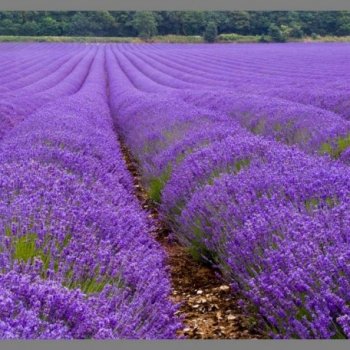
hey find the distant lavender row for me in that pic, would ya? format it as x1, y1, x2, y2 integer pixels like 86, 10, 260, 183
0, 44, 84, 91
115, 44, 350, 159
108, 44, 350, 338
3, 42, 350, 339
0, 45, 94, 141
124, 43, 350, 119
176, 89, 350, 160
0, 45, 180, 339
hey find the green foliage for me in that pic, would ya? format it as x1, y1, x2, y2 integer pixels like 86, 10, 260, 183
13, 233, 41, 263
223, 11, 250, 34
151, 34, 203, 43
218, 33, 260, 42
5, 230, 122, 294
66, 268, 123, 294
304, 196, 338, 212
203, 21, 218, 43
305, 198, 320, 212
178, 11, 206, 36
338, 23, 350, 36
258, 34, 269, 43
132, 11, 158, 40
9, 231, 72, 272
0, 18, 20, 35
217, 33, 240, 41
289, 24, 304, 38
187, 219, 217, 265
148, 166, 172, 203
0, 11, 350, 39
0, 35, 141, 43
268, 24, 287, 42
19, 21, 39, 36
251, 119, 266, 134
39, 16, 61, 36
320, 134, 350, 158
206, 159, 251, 186
235, 158, 251, 172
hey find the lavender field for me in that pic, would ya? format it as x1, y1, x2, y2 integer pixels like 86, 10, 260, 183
1, 42, 350, 339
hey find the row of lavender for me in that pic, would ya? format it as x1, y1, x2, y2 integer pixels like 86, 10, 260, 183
118, 43, 350, 118
115, 44, 350, 159
0, 45, 180, 339
0, 44, 96, 141
108, 44, 350, 338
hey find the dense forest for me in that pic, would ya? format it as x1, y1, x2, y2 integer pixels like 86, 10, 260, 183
0, 11, 350, 39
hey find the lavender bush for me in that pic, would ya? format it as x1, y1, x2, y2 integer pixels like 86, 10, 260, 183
0, 45, 181, 339
3, 41, 350, 339
107, 43, 350, 338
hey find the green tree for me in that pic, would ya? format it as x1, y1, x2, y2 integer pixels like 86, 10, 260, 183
38, 16, 61, 36
111, 11, 137, 36
156, 11, 182, 35
223, 11, 250, 34
258, 34, 269, 43
268, 23, 286, 42
180, 11, 205, 35
132, 11, 157, 40
249, 12, 271, 35
88, 11, 117, 36
0, 18, 20, 35
19, 21, 39, 36
0, 11, 349, 38
65, 12, 89, 36
337, 12, 350, 36
203, 21, 218, 43
289, 23, 304, 38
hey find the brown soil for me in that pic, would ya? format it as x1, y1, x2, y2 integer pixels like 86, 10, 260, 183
119, 140, 266, 339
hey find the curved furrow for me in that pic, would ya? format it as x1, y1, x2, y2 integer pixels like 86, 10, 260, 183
0, 44, 78, 85
0, 48, 89, 97
0, 46, 97, 141
0, 47, 87, 95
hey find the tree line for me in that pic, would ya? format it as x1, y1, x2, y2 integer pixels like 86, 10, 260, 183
0, 11, 350, 40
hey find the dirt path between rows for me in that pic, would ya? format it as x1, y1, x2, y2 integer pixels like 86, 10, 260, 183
119, 140, 266, 339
